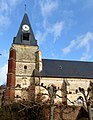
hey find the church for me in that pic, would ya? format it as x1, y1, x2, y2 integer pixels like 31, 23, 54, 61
6, 13, 93, 104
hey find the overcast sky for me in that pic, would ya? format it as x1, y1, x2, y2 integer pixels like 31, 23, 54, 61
0, 0, 93, 85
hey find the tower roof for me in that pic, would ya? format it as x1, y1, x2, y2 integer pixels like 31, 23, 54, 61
13, 13, 37, 46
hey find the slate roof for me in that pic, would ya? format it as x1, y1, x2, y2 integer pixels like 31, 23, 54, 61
13, 13, 37, 46
40, 59, 93, 79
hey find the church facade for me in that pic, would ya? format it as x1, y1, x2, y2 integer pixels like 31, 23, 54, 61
6, 13, 93, 104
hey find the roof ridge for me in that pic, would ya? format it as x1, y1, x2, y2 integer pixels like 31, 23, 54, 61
42, 58, 93, 63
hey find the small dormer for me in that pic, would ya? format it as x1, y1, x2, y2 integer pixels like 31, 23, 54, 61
22, 24, 30, 40
13, 13, 37, 46
21, 24, 30, 44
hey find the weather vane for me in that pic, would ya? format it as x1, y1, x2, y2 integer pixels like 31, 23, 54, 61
25, 4, 27, 13
24, 0, 27, 13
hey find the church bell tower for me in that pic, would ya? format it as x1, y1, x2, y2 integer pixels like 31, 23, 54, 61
6, 13, 42, 100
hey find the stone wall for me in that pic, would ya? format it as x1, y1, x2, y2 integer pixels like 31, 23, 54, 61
13, 44, 39, 99
35, 77, 92, 105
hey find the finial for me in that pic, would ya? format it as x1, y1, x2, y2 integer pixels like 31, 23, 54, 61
24, 0, 27, 13
25, 4, 27, 13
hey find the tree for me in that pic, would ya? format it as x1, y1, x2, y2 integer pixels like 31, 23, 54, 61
78, 83, 93, 120
0, 85, 5, 107
35, 81, 76, 120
